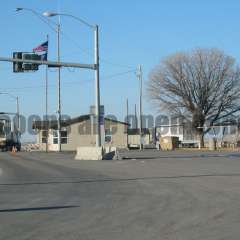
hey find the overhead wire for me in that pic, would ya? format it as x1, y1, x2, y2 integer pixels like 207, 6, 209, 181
0, 69, 135, 92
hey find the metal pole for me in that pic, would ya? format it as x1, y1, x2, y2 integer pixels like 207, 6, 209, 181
16, 96, 20, 136
137, 65, 143, 150
57, 23, 61, 152
1, 56, 95, 69
126, 98, 129, 148
45, 34, 49, 153
94, 25, 101, 147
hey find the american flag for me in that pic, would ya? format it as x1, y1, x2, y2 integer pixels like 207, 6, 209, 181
33, 41, 48, 53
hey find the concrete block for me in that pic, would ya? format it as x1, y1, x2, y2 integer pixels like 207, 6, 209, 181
75, 146, 119, 160
75, 146, 104, 160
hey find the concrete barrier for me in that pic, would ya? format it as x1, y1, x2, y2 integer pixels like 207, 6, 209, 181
75, 146, 119, 160
75, 146, 104, 160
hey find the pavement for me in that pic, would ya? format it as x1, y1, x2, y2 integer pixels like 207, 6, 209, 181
0, 150, 240, 240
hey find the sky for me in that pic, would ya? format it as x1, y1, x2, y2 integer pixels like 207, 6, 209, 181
1, 0, 240, 141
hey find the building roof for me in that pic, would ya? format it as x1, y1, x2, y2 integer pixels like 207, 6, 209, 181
32, 114, 129, 130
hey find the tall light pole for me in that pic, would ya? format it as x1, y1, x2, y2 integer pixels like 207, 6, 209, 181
56, 22, 61, 152
43, 12, 101, 147
45, 34, 49, 152
16, 7, 62, 151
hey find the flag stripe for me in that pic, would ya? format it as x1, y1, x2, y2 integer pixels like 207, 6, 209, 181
33, 41, 48, 53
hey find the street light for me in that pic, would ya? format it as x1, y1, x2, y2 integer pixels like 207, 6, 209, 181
42, 12, 96, 29
42, 11, 55, 17
0, 92, 20, 140
16, 7, 57, 31
16, 7, 62, 152
43, 12, 101, 147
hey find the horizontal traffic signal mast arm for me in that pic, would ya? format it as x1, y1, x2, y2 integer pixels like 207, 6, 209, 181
0, 112, 16, 115
0, 56, 97, 70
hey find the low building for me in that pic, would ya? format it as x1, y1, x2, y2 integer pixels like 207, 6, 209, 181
127, 128, 152, 148
156, 117, 240, 148
155, 122, 199, 146
208, 123, 240, 148
33, 114, 129, 151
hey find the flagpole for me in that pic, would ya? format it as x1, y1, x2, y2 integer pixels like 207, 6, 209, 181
45, 34, 49, 153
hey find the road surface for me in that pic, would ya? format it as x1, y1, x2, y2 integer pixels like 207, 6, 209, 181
0, 150, 240, 240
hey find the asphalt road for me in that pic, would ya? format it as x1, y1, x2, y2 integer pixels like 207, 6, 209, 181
0, 150, 240, 240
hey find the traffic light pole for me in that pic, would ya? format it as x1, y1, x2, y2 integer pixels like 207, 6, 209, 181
0, 56, 99, 146
0, 56, 96, 69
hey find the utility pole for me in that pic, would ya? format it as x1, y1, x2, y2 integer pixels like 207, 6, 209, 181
137, 65, 143, 150
57, 22, 61, 152
45, 34, 49, 153
94, 25, 101, 147
126, 98, 129, 148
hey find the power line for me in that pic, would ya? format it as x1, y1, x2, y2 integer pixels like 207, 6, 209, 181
57, 25, 135, 70
1, 69, 135, 91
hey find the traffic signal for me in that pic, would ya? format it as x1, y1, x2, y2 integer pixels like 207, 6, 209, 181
22, 53, 41, 71
13, 52, 24, 73
13, 52, 42, 73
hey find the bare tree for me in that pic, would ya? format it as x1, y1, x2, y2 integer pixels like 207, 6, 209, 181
148, 48, 240, 147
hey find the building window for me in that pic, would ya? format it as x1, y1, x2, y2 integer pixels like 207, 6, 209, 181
52, 130, 68, 144
61, 130, 68, 144
105, 128, 112, 143
42, 130, 48, 144
53, 130, 58, 144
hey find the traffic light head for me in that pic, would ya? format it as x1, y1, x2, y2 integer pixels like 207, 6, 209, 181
13, 52, 24, 73
13, 52, 41, 73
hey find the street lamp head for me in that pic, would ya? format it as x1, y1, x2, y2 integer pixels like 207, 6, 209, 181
43, 11, 58, 17
16, 7, 23, 12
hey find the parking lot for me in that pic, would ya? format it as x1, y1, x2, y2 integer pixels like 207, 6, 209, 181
0, 150, 240, 240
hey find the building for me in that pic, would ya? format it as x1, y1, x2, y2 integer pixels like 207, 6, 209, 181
127, 128, 152, 148
33, 114, 129, 151
206, 122, 240, 148
155, 118, 199, 146
156, 117, 240, 148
